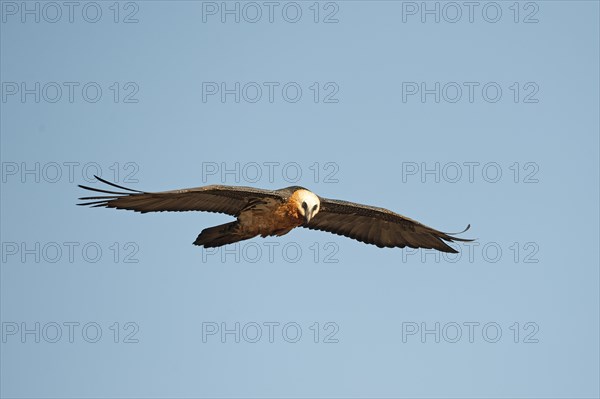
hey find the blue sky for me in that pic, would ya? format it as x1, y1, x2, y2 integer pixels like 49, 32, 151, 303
1, 1, 599, 398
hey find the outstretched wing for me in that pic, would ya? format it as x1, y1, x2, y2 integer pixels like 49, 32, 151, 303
78, 176, 285, 216
304, 197, 472, 253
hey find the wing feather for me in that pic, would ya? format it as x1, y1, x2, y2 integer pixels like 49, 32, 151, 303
77, 176, 285, 216
304, 197, 472, 253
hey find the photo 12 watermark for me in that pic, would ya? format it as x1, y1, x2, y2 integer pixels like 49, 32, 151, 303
400, 2, 539, 24
1, 161, 140, 184
1, 241, 140, 264
201, 1, 340, 24
401, 161, 539, 184
2, 321, 140, 344
1, 82, 140, 104
201, 81, 339, 104
401, 321, 540, 344
201, 321, 340, 343
201, 161, 340, 184
402, 241, 540, 264
401, 82, 539, 104
200, 240, 340, 264
1, 1, 140, 24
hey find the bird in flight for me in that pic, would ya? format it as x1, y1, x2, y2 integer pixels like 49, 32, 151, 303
78, 176, 472, 253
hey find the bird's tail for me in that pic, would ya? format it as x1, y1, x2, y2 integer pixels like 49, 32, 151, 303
193, 222, 256, 248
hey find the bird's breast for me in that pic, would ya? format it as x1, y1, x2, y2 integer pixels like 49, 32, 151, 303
238, 199, 303, 235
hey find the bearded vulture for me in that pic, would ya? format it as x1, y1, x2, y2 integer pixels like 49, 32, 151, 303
78, 176, 472, 253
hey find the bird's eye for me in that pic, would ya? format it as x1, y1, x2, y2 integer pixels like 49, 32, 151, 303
302, 202, 307, 209
312, 205, 318, 211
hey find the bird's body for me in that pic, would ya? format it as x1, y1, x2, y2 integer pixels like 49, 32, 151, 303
196, 192, 306, 247
78, 177, 472, 253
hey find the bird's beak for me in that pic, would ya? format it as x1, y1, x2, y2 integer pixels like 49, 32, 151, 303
305, 211, 313, 224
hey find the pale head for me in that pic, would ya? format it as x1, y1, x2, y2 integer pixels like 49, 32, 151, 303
291, 189, 320, 223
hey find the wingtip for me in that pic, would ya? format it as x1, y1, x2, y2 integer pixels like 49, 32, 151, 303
447, 224, 471, 235
92, 175, 143, 193
441, 223, 475, 244
460, 224, 471, 234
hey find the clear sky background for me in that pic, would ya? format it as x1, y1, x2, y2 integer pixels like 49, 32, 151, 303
1, 1, 599, 398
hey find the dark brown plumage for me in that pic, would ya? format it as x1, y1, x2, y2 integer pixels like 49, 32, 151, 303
78, 176, 472, 253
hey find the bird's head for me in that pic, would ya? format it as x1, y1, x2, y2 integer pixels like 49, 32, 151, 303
292, 189, 320, 224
